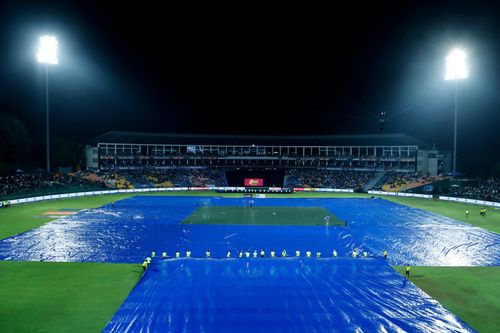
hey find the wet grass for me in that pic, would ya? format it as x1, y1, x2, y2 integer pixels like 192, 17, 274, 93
394, 266, 500, 333
0, 261, 141, 333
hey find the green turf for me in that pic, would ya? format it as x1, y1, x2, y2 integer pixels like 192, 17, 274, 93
0, 261, 141, 333
382, 196, 500, 234
0, 194, 134, 240
393, 266, 500, 333
183, 206, 345, 226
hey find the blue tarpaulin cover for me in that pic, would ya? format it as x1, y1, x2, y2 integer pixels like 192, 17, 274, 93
102, 258, 475, 333
0, 196, 492, 332
0, 197, 498, 266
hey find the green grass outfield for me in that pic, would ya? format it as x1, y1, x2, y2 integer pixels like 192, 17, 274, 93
0, 261, 141, 333
184, 206, 345, 226
0, 191, 498, 332
381, 196, 500, 234
394, 266, 500, 333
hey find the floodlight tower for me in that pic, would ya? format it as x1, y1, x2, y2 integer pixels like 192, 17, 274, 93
445, 48, 468, 175
37, 35, 59, 173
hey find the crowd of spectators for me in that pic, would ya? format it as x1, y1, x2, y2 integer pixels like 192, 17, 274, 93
372, 172, 417, 191
3, 168, 498, 203
0, 168, 228, 198
372, 172, 447, 193
0, 171, 106, 199
444, 178, 500, 202
120, 168, 228, 187
284, 169, 376, 189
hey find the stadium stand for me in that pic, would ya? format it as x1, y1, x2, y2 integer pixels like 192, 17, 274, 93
8, 132, 499, 202
115, 168, 228, 188
444, 178, 500, 202
87, 131, 429, 172
0, 171, 107, 199
284, 169, 376, 190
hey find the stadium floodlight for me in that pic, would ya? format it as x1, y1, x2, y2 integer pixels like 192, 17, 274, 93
37, 35, 59, 173
445, 48, 468, 175
37, 36, 59, 64
445, 49, 467, 81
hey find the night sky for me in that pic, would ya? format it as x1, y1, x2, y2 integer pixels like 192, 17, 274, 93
0, 1, 499, 175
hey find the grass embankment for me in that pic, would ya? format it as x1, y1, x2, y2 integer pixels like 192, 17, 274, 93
394, 266, 500, 333
0, 261, 141, 333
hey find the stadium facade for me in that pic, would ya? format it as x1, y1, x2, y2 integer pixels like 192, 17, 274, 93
85, 131, 450, 176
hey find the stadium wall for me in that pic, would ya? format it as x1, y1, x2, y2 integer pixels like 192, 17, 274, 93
438, 196, 500, 207
2, 188, 499, 208
368, 190, 433, 199
0, 187, 354, 207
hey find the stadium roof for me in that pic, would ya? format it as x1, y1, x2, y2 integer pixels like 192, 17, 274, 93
89, 131, 428, 148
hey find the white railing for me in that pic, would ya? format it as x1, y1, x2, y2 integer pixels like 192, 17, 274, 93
369, 190, 500, 206
293, 188, 354, 193
0, 186, 355, 206
2, 188, 498, 207
1, 188, 170, 206
438, 196, 500, 208
368, 190, 432, 199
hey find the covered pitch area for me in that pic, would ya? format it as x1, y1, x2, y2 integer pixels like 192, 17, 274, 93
1, 194, 499, 331
1, 196, 498, 266
104, 258, 473, 333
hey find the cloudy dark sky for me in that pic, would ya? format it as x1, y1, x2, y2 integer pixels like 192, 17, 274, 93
0, 1, 499, 175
